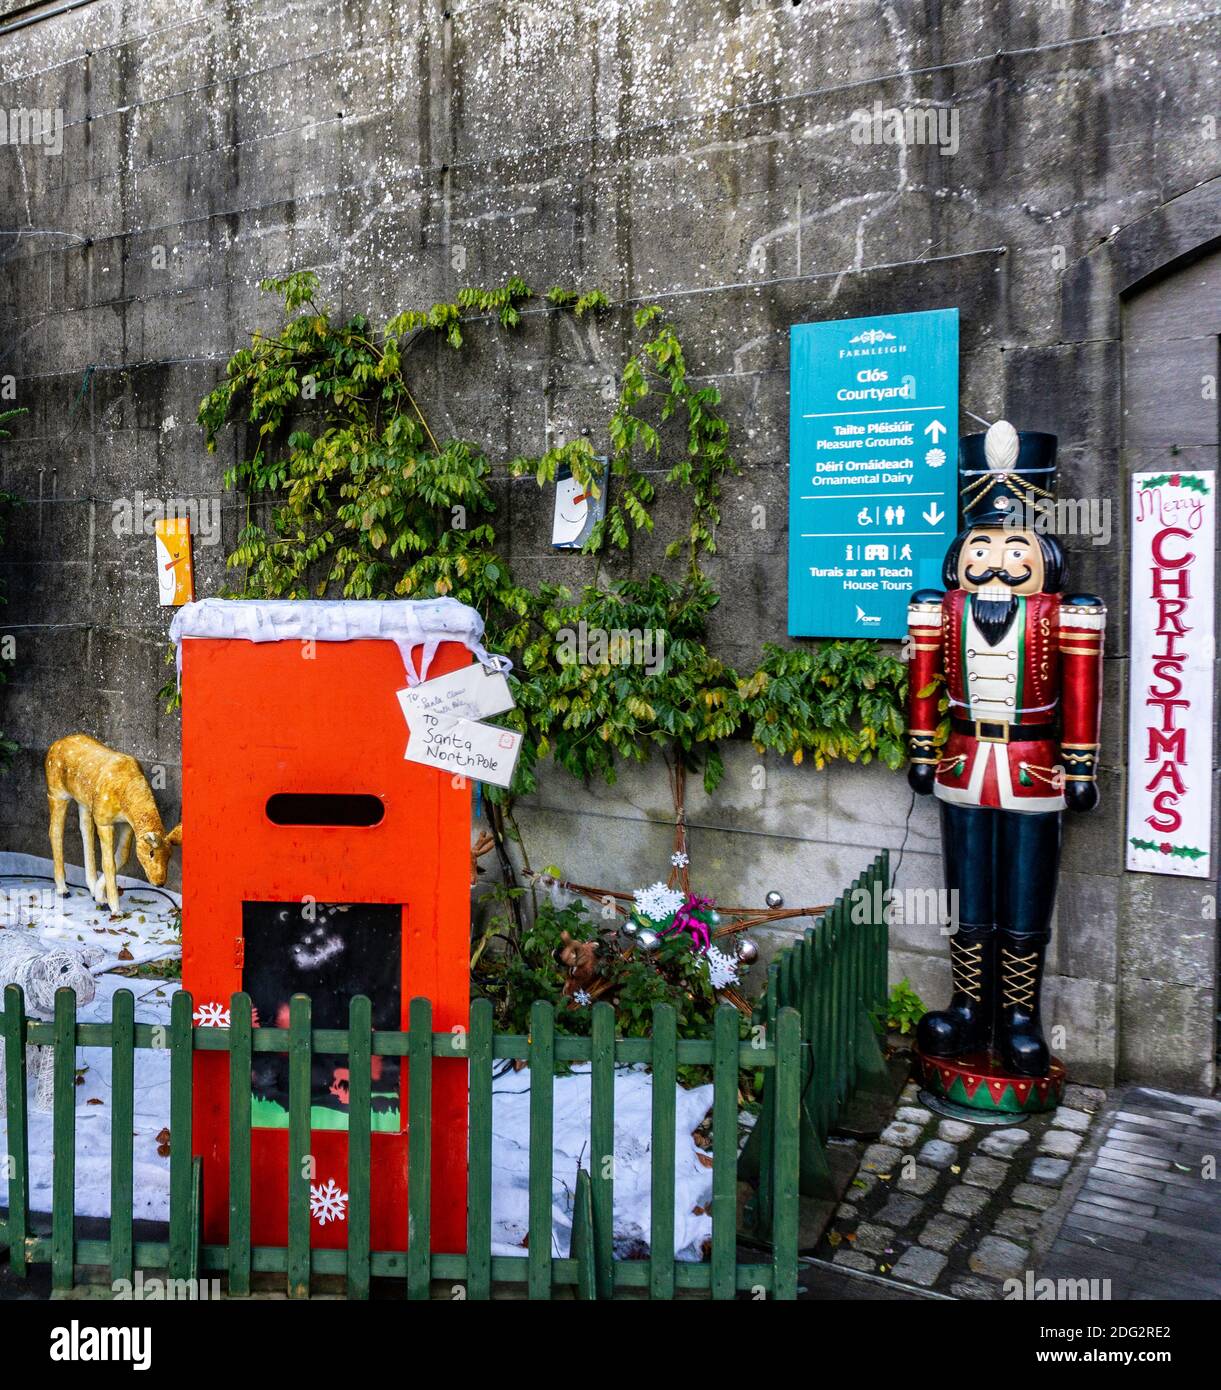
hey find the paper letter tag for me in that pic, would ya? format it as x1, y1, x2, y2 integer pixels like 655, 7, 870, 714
397, 662, 515, 725
404, 710, 523, 789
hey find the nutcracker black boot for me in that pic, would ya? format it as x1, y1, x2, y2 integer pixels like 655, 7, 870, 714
916, 926, 995, 1058
997, 932, 1049, 1076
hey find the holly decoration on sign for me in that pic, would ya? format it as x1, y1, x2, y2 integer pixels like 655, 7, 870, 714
1129, 837, 1208, 861
1139, 474, 1210, 494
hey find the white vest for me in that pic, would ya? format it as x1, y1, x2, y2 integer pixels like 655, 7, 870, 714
963, 594, 1020, 723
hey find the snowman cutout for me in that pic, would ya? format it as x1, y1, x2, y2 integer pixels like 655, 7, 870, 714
155, 530, 179, 604
551, 466, 602, 548
154, 518, 193, 606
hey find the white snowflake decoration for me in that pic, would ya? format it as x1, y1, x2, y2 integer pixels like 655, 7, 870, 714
633, 881, 685, 922
309, 1178, 349, 1226
670, 850, 689, 868
573, 989, 592, 1007
193, 1001, 230, 1028
705, 947, 739, 991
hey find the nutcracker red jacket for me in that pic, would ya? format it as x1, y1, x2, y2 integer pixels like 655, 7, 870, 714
907, 588, 1105, 814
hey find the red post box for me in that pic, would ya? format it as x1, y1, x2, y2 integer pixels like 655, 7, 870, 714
174, 599, 494, 1255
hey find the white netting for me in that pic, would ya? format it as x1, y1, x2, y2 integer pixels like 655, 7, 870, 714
0, 937, 104, 1113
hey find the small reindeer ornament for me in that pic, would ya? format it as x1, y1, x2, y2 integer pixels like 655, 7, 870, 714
46, 735, 181, 913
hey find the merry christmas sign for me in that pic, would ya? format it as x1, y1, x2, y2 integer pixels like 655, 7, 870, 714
1125, 470, 1216, 878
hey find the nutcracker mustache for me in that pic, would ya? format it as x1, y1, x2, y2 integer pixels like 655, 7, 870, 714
963, 565, 1032, 587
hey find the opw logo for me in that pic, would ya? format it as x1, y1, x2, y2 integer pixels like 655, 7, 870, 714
855, 605, 882, 626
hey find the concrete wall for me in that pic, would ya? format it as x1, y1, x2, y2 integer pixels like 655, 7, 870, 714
0, 0, 1218, 1086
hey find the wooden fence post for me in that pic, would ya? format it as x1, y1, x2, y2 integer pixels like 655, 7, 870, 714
527, 999, 555, 1300
50, 988, 77, 1291
287, 994, 313, 1299
466, 997, 494, 1300
589, 1001, 615, 1300
2, 985, 30, 1278
228, 991, 253, 1296
110, 988, 135, 1287
571, 1168, 596, 1300
168, 989, 194, 1282
407, 996, 433, 1301
347, 994, 373, 1301
771, 1007, 801, 1301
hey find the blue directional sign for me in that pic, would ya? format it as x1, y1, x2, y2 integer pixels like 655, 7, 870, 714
787, 308, 958, 638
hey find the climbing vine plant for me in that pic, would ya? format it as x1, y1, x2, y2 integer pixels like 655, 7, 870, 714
197, 273, 908, 820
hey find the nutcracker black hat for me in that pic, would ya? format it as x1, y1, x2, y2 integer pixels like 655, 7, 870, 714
959, 421, 1057, 527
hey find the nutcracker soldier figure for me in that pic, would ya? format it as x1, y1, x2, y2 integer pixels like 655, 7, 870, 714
906, 420, 1105, 1116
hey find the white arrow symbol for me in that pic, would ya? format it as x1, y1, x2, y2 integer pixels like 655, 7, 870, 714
923, 503, 945, 525
924, 420, 947, 442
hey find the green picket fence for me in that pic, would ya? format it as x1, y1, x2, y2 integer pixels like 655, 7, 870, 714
740, 849, 892, 1225
0, 851, 889, 1300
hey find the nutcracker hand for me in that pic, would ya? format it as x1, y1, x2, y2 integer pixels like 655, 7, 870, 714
908, 762, 937, 796
1065, 780, 1099, 813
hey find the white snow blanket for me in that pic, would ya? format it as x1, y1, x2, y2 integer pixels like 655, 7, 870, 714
0, 859, 718, 1261
490, 1063, 716, 1261
169, 596, 511, 686
0, 972, 178, 1224
0, 852, 181, 971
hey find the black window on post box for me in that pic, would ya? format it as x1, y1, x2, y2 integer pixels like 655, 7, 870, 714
241, 900, 402, 1131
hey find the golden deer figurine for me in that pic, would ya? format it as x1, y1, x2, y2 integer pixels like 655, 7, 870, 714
46, 734, 182, 913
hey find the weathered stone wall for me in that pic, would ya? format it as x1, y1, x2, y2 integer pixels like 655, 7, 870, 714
0, 0, 1217, 1087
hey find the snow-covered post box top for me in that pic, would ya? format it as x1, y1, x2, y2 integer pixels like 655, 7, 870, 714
169, 595, 509, 685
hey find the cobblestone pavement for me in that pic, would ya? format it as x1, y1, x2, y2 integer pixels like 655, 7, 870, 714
816, 1078, 1111, 1297
1040, 1087, 1221, 1300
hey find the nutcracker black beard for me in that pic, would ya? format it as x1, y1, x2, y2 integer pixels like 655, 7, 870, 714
971, 593, 1018, 646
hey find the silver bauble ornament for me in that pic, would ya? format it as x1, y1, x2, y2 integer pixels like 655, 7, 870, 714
636, 928, 661, 952
620, 919, 639, 938
765, 890, 784, 909
735, 937, 759, 965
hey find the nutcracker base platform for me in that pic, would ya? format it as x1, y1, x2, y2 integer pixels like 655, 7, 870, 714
916, 1048, 1066, 1121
